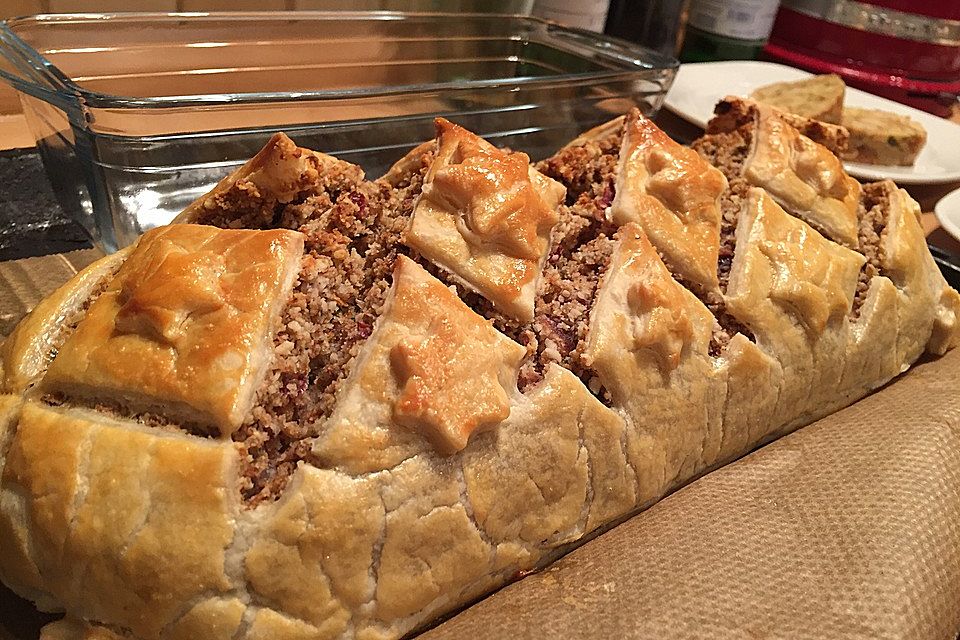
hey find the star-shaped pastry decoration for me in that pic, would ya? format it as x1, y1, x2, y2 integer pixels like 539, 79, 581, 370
115, 239, 227, 346
582, 223, 715, 409
403, 118, 565, 322
760, 237, 852, 335
429, 144, 556, 261
315, 256, 525, 465
611, 109, 726, 295
317, 256, 523, 455
627, 278, 695, 371
390, 319, 512, 455
724, 189, 864, 342
379, 257, 522, 454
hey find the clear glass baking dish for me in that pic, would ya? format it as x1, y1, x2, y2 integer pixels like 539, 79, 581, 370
0, 12, 678, 252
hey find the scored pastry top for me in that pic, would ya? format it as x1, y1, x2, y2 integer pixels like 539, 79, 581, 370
41, 224, 304, 436
715, 98, 861, 249
387, 256, 525, 454
403, 118, 565, 322
325, 256, 526, 457
726, 188, 864, 338
610, 108, 727, 294
586, 222, 715, 383
2, 107, 960, 640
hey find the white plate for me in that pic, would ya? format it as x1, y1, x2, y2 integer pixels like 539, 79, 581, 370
935, 187, 960, 243
663, 60, 960, 185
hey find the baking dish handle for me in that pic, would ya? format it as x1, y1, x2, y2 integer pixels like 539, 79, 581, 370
0, 21, 76, 112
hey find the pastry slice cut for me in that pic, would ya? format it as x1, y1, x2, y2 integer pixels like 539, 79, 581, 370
175, 131, 366, 228
316, 255, 526, 464
383, 120, 618, 395
403, 118, 566, 322
609, 108, 727, 296
694, 96, 861, 249
541, 114, 778, 477
862, 180, 960, 360
539, 110, 752, 358
841, 107, 927, 166
750, 73, 845, 124
725, 188, 864, 427
0, 249, 129, 394
41, 224, 304, 437
705, 95, 850, 155
584, 222, 725, 486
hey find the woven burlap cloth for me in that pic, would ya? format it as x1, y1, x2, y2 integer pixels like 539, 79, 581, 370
0, 252, 959, 640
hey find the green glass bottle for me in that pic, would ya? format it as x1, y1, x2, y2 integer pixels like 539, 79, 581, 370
680, 0, 780, 62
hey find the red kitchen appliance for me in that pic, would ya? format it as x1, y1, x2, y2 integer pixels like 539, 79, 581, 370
764, 0, 960, 117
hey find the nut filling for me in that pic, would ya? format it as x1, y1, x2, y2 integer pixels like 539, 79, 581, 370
852, 183, 890, 318
536, 132, 619, 207
39, 132, 765, 505
691, 130, 757, 353
231, 166, 423, 505
542, 132, 753, 358
463, 198, 617, 396
696, 126, 893, 323
199, 144, 620, 504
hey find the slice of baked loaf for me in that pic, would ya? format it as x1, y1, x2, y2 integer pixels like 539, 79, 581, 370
706, 95, 849, 156
693, 96, 859, 249
750, 73, 845, 124
841, 106, 927, 166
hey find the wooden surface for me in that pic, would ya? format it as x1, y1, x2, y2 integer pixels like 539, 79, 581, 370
0, 115, 34, 150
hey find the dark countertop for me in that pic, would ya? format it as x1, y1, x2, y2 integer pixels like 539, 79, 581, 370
0, 148, 90, 262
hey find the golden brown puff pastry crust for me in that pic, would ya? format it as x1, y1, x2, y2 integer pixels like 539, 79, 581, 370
41, 224, 304, 436
708, 96, 850, 157
610, 109, 727, 294
931, 287, 960, 355
724, 98, 861, 249
0, 400, 238, 639
1, 113, 959, 640
726, 188, 864, 425
402, 118, 565, 322
0, 249, 129, 394
585, 222, 723, 486
174, 132, 364, 225
0, 395, 28, 589
39, 618, 127, 640
317, 255, 526, 460
871, 181, 960, 359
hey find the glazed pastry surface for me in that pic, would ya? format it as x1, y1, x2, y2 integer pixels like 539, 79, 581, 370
1, 109, 957, 640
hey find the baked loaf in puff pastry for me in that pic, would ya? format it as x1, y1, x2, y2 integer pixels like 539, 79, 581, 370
1, 110, 959, 640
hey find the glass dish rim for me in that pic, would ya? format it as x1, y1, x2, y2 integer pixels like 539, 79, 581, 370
0, 10, 679, 110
